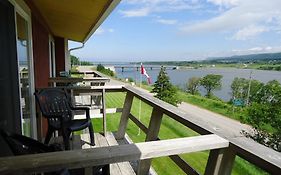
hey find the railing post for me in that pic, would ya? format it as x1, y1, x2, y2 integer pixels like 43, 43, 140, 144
102, 88, 107, 137
137, 107, 163, 175
115, 91, 134, 139
205, 146, 236, 175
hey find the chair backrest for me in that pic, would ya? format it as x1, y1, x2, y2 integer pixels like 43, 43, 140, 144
0, 129, 60, 155
34, 88, 72, 119
0, 130, 69, 175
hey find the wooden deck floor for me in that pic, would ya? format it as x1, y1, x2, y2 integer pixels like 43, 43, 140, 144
81, 132, 136, 175
51, 132, 157, 175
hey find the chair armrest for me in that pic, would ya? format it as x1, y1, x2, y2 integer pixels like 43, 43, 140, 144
71, 106, 90, 111
70, 106, 91, 120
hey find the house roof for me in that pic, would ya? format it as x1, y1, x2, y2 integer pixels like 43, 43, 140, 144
31, 0, 120, 42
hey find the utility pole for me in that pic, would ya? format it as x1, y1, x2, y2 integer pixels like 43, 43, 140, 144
246, 71, 253, 106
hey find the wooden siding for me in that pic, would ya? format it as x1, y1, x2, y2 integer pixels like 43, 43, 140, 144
31, 13, 50, 88
54, 36, 65, 76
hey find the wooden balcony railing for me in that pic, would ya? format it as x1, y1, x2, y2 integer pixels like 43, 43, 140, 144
0, 85, 280, 175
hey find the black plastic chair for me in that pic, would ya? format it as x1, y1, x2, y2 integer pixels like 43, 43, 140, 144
0, 129, 69, 175
0, 130, 109, 175
34, 88, 95, 150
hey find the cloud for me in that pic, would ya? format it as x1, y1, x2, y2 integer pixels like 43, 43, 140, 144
207, 0, 239, 8
156, 19, 177, 25
119, 7, 150, 17
95, 28, 104, 35
119, 0, 201, 17
265, 46, 272, 51
180, 0, 281, 39
108, 28, 115, 33
232, 46, 281, 55
231, 25, 268, 40
248, 47, 263, 51
94, 27, 114, 35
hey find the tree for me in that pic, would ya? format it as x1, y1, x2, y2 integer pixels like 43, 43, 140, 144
96, 64, 114, 77
231, 77, 248, 100
200, 74, 222, 98
70, 55, 80, 67
231, 77, 264, 104
97, 64, 105, 71
245, 80, 281, 152
152, 67, 181, 106
186, 77, 201, 95
247, 80, 264, 103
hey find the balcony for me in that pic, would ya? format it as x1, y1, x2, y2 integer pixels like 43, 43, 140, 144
0, 83, 280, 175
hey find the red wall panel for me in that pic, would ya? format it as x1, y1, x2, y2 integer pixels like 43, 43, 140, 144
25, 0, 67, 138
30, 13, 50, 136
31, 14, 50, 88
55, 36, 66, 76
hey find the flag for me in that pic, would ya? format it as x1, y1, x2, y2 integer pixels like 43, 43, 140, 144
141, 64, 151, 84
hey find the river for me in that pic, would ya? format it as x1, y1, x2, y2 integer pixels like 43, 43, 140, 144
112, 65, 281, 101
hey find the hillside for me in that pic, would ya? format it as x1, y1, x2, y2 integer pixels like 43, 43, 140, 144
209, 52, 281, 62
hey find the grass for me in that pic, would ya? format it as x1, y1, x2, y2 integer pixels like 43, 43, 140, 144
89, 92, 268, 175
138, 84, 247, 122
177, 91, 247, 122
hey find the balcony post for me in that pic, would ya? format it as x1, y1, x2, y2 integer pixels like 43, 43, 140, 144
137, 106, 163, 175
204, 146, 236, 175
115, 91, 134, 139
102, 88, 107, 136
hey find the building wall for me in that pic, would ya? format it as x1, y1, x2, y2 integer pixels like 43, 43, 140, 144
29, 12, 50, 136
24, 0, 50, 88
55, 36, 66, 76
31, 14, 50, 88
25, 0, 68, 138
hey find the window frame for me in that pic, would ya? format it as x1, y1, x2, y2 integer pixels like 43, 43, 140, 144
9, 0, 37, 139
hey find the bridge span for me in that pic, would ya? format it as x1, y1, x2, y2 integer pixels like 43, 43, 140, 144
114, 65, 179, 72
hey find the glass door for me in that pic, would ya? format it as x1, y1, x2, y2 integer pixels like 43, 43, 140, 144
16, 12, 35, 137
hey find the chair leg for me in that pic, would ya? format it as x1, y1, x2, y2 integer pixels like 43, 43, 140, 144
88, 124, 95, 146
102, 164, 110, 175
62, 128, 71, 150
44, 128, 54, 145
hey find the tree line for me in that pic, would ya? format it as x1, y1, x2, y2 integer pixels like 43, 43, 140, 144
70, 55, 93, 66
186, 75, 281, 152
96, 64, 115, 77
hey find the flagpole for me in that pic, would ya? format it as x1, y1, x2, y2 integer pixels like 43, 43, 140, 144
138, 63, 142, 135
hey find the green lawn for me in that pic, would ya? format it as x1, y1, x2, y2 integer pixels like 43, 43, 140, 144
177, 91, 247, 122
90, 92, 268, 175
140, 84, 247, 123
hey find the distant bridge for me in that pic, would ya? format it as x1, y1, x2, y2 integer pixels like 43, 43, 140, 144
114, 66, 179, 72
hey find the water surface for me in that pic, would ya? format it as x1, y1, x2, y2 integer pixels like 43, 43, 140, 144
114, 66, 281, 101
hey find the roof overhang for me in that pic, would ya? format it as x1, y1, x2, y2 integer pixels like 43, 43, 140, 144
31, 0, 120, 43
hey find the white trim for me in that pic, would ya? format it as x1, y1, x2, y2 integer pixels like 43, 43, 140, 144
64, 38, 71, 72
83, 0, 121, 42
10, 0, 37, 138
49, 35, 56, 77
27, 14, 37, 139
9, 0, 30, 20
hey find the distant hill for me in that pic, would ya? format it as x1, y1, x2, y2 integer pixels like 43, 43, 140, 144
142, 52, 281, 66
208, 52, 281, 62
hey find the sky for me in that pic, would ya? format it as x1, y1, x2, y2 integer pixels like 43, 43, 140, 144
69, 0, 281, 62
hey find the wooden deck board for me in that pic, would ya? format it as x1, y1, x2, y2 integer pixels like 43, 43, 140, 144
106, 133, 136, 175
81, 133, 95, 149
81, 132, 136, 175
